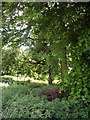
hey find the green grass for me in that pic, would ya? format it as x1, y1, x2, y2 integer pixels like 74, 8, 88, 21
0, 75, 59, 88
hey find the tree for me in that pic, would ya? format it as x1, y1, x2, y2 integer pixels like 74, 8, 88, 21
2, 2, 90, 103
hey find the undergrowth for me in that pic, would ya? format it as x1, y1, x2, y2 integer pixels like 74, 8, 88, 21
2, 83, 88, 119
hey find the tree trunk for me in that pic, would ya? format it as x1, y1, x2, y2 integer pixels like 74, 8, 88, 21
61, 47, 67, 78
48, 65, 53, 84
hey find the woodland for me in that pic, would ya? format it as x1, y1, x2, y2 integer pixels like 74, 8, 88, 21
1, 2, 90, 119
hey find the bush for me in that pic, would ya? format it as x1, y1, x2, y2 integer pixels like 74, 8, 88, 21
2, 85, 88, 119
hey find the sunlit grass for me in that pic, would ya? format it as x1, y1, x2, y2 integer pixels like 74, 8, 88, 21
1, 75, 59, 86
0, 82, 9, 87
0, 75, 48, 85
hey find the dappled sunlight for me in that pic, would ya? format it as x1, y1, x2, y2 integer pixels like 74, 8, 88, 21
1, 75, 48, 84
2, 2, 89, 119
1, 75, 28, 81
1, 75, 59, 85
30, 79, 48, 84
53, 79, 59, 84
0, 82, 9, 87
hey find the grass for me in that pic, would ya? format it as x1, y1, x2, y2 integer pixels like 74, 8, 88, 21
0, 75, 60, 88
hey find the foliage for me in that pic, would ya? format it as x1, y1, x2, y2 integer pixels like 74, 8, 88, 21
2, 85, 88, 119
1, 2, 90, 118
2, 2, 90, 80
60, 28, 90, 104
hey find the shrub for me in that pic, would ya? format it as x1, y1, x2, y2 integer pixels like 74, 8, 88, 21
39, 87, 65, 101
2, 85, 88, 119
